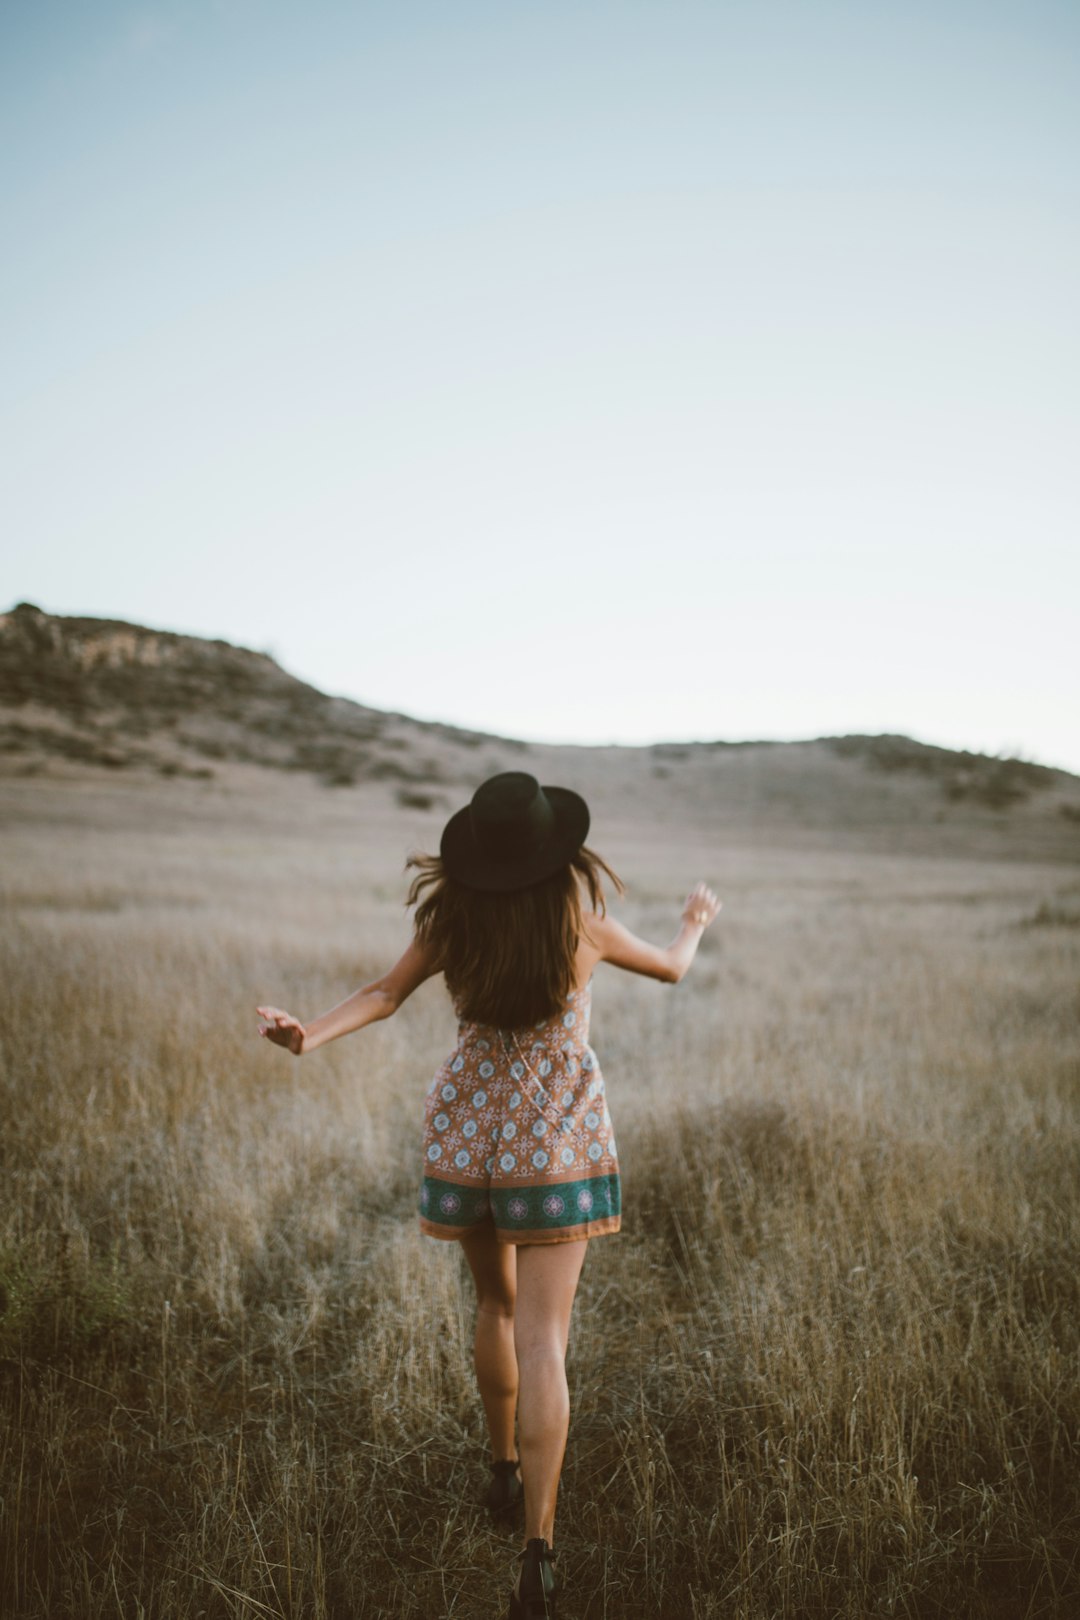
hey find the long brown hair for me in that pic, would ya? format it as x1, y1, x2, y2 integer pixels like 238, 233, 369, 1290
406, 846, 624, 1028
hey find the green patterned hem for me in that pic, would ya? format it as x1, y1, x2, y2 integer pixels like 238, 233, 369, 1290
420, 1172, 621, 1234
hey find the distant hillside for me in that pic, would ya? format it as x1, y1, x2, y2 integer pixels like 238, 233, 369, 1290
822, 732, 1063, 812
0, 602, 511, 790
2, 603, 1078, 862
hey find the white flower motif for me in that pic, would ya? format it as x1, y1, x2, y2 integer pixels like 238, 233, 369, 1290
576, 1188, 594, 1213
543, 1193, 565, 1216
439, 1192, 461, 1215
507, 1197, 528, 1219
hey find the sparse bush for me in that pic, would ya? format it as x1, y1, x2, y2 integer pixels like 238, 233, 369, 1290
1020, 903, 1080, 929
397, 788, 439, 810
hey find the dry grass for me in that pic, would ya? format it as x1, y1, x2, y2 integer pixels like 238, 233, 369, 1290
1, 772, 1078, 1618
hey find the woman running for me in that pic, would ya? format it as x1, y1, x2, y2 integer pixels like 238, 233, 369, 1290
257, 770, 720, 1618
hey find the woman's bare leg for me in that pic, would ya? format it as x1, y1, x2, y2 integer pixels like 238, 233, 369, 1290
514, 1238, 588, 1547
459, 1227, 519, 1461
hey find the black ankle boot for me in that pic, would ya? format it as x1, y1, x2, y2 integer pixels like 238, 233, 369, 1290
483, 1457, 524, 1517
508, 1537, 557, 1619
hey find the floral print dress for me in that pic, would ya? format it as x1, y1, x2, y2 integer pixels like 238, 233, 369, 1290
419, 978, 621, 1245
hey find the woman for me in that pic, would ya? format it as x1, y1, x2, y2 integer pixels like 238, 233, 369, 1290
257, 771, 720, 1619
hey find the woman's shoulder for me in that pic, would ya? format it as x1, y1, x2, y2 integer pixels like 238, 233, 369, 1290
575, 910, 613, 981
580, 909, 616, 942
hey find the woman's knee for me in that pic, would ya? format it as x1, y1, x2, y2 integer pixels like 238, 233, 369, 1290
477, 1289, 516, 1321
513, 1326, 566, 1371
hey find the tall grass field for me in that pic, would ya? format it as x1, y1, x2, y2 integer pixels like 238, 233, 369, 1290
1, 772, 1078, 1618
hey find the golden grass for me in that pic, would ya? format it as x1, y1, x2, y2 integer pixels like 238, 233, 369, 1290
1, 774, 1078, 1618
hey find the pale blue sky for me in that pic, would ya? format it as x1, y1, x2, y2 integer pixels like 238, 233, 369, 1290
3, 1, 1078, 768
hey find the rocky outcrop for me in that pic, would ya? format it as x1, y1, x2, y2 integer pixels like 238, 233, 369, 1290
0, 604, 471, 785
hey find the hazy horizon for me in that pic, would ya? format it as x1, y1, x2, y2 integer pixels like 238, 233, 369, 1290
6, 594, 1077, 775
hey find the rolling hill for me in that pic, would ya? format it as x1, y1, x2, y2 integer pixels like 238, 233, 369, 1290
2, 601, 1078, 862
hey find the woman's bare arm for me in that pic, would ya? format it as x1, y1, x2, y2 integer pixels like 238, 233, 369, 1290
584, 882, 721, 984
257, 936, 438, 1055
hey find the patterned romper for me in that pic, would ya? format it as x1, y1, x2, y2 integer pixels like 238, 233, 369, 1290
419, 978, 621, 1244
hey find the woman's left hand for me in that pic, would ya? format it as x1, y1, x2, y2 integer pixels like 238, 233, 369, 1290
257, 1005, 306, 1055
681, 882, 722, 929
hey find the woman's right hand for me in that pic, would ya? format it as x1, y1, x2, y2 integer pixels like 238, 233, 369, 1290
681, 882, 721, 929
257, 1005, 306, 1055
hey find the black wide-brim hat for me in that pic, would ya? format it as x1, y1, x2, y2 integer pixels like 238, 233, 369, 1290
440, 771, 590, 892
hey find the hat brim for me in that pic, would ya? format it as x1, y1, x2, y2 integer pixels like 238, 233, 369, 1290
440, 785, 590, 892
